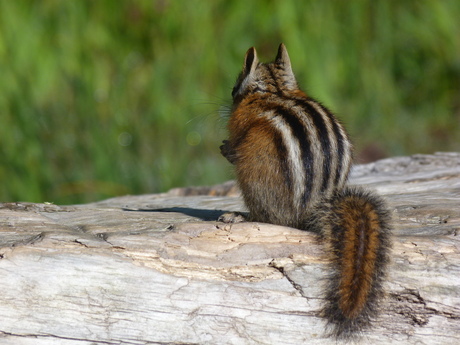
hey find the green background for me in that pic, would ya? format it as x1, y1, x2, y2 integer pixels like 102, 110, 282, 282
1, 0, 459, 204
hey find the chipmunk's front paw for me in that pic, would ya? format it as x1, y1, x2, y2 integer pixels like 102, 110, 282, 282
220, 140, 238, 164
218, 212, 247, 223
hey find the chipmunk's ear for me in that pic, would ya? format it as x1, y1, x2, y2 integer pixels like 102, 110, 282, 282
242, 47, 259, 78
275, 43, 293, 75
232, 47, 259, 99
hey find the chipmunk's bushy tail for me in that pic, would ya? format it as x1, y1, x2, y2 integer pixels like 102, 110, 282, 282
309, 186, 391, 339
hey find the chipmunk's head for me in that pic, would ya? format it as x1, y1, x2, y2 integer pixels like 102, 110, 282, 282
232, 43, 298, 104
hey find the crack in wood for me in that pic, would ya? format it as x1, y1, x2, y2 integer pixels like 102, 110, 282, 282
269, 260, 308, 299
11, 232, 45, 247
0, 331, 123, 344
389, 289, 460, 327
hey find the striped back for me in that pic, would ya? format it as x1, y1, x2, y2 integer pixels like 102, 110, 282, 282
228, 44, 352, 225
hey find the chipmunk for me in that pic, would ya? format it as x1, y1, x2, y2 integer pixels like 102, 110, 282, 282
220, 43, 391, 339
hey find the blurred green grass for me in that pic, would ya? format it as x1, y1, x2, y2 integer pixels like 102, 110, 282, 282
1, 0, 459, 204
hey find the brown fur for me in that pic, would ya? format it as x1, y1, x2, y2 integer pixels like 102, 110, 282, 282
337, 198, 380, 317
220, 44, 391, 339
317, 187, 391, 338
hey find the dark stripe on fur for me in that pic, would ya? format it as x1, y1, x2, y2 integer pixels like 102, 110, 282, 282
273, 128, 293, 191
266, 65, 283, 95
274, 105, 314, 206
293, 98, 333, 193
316, 101, 348, 187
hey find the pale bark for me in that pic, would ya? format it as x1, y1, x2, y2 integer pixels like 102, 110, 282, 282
0, 152, 459, 344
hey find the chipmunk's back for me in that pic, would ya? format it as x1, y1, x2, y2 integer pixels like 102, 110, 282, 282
224, 44, 352, 228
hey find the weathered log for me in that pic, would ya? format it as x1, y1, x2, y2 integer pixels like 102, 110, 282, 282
0, 152, 459, 344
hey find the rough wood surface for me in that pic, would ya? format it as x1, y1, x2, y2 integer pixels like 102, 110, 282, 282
0, 152, 459, 344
